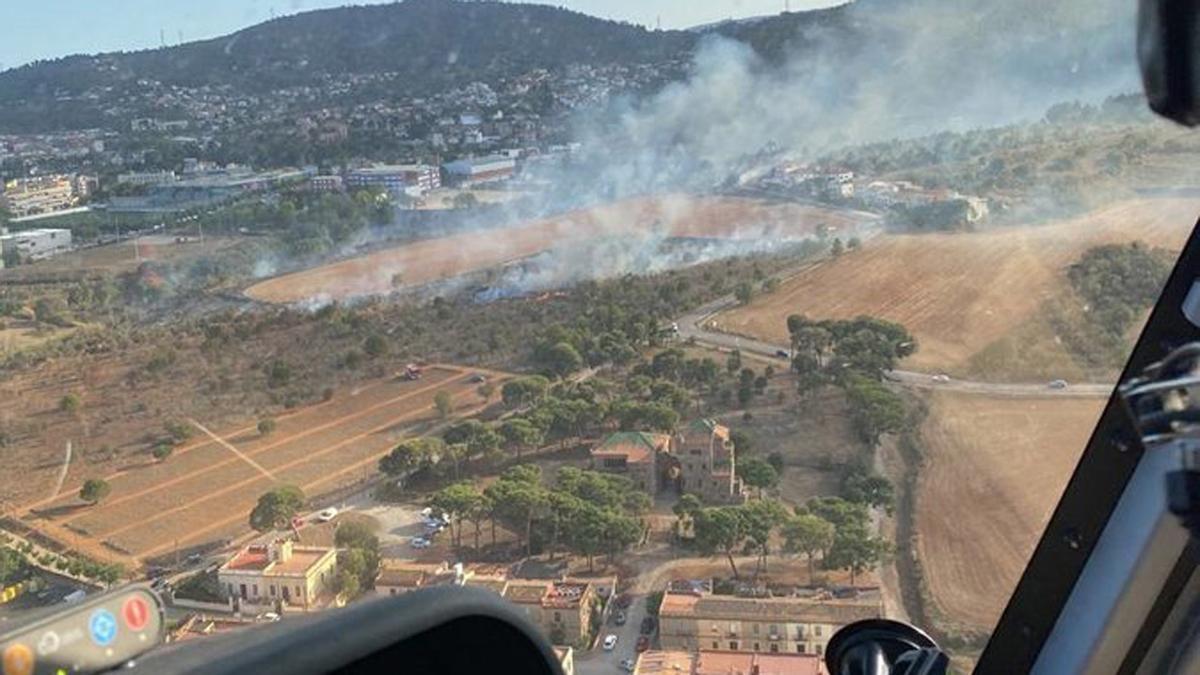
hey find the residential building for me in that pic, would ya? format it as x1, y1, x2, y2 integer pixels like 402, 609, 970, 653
635, 650, 696, 675
590, 420, 745, 503
2, 175, 79, 217
590, 432, 670, 493
372, 561, 601, 645
636, 650, 823, 675
217, 539, 337, 611
346, 164, 440, 195
657, 586, 881, 658
310, 175, 345, 193
694, 650, 823, 675
0, 228, 72, 262
117, 170, 178, 187
675, 419, 742, 504
442, 154, 516, 186
554, 646, 575, 675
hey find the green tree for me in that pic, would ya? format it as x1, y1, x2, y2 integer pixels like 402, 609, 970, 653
152, 443, 173, 461
501, 376, 550, 408
537, 342, 584, 378
739, 458, 779, 497
335, 521, 380, 592
693, 507, 745, 578
673, 494, 702, 537
79, 478, 111, 504
59, 394, 81, 414
784, 513, 836, 580
429, 482, 483, 548
0, 549, 26, 586
248, 485, 306, 532
379, 438, 443, 478
434, 391, 454, 419
841, 467, 896, 515
500, 418, 544, 459
734, 281, 754, 305
825, 522, 889, 587
726, 349, 742, 374
740, 500, 789, 573
363, 334, 388, 358
257, 418, 277, 436
842, 373, 909, 445
831, 238, 845, 257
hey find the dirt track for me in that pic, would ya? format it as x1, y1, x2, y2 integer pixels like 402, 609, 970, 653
716, 198, 1198, 375
915, 391, 1103, 633
19, 365, 509, 563
244, 195, 869, 303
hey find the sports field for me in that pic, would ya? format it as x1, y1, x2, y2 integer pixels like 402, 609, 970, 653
18, 365, 507, 564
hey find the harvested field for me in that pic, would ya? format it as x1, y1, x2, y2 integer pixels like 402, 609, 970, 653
18, 364, 510, 563
717, 198, 1198, 375
245, 195, 870, 303
915, 391, 1104, 634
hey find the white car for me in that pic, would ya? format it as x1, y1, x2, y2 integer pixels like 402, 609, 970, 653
603, 634, 618, 651
317, 507, 338, 522
410, 537, 431, 549
1048, 379, 1068, 389
931, 374, 950, 383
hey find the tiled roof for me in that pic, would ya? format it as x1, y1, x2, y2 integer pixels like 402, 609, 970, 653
592, 432, 670, 464
661, 592, 880, 624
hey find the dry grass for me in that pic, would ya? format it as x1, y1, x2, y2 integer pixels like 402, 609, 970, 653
914, 391, 1104, 633
16, 365, 511, 562
717, 198, 1197, 376
245, 195, 870, 303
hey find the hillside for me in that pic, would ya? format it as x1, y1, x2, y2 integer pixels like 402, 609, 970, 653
0, 1, 690, 98
715, 198, 1198, 379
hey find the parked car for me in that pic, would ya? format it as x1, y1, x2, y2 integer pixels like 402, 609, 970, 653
931, 374, 950, 383
636, 636, 650, 652
775, 349, 790, 359
603, 635, 618, 651
620, 659, 637, 672
640, 617, 657, 634
317, 507, 338, 522
410, 537, 431, 549
615, 593, 633, 608
614, 611, 626, 626
468, 373, 487, 383
1049, 379, 1068, 389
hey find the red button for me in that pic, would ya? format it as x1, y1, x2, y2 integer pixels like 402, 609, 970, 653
122, 596, 150, 631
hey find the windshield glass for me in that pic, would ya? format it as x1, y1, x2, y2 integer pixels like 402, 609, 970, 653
0, 0, 1193, 671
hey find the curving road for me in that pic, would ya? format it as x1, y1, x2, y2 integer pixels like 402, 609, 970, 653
675, 297, 1114, 399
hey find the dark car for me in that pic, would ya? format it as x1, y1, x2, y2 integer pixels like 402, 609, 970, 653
615, 593, 633, 609
640, 617, 657, 634
774, 349, 789, 359
636, 636, 651, 652
614, 611, 626, 626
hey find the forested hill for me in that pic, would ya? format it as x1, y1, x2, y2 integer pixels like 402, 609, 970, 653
0, 1, 688, 99
0, 0, 860, 102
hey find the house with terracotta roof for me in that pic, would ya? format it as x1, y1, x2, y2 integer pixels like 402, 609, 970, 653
636, 650, 823, 675
217, 539, 337, 611
658, 584, 880, 658
590, 420, 745, 503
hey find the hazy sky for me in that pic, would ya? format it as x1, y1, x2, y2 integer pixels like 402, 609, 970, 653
0, 0, 842, 72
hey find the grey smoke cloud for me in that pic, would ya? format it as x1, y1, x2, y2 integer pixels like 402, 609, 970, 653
573, 0, 1139, 192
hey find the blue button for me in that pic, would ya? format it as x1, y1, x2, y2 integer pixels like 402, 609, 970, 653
88, 609, 118, 647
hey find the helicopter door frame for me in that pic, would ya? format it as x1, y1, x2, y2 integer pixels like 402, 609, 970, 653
975, 215, 1200, 674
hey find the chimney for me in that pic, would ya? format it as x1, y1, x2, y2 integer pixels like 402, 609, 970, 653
269, 539, 293, 563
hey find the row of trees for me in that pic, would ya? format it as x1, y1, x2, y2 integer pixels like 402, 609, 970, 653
676, 494, 887, 586
427, 465, 645, 571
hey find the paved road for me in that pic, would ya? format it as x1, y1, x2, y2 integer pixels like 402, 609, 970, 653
676, 297, 1114, 399
576, 595, 648, 675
